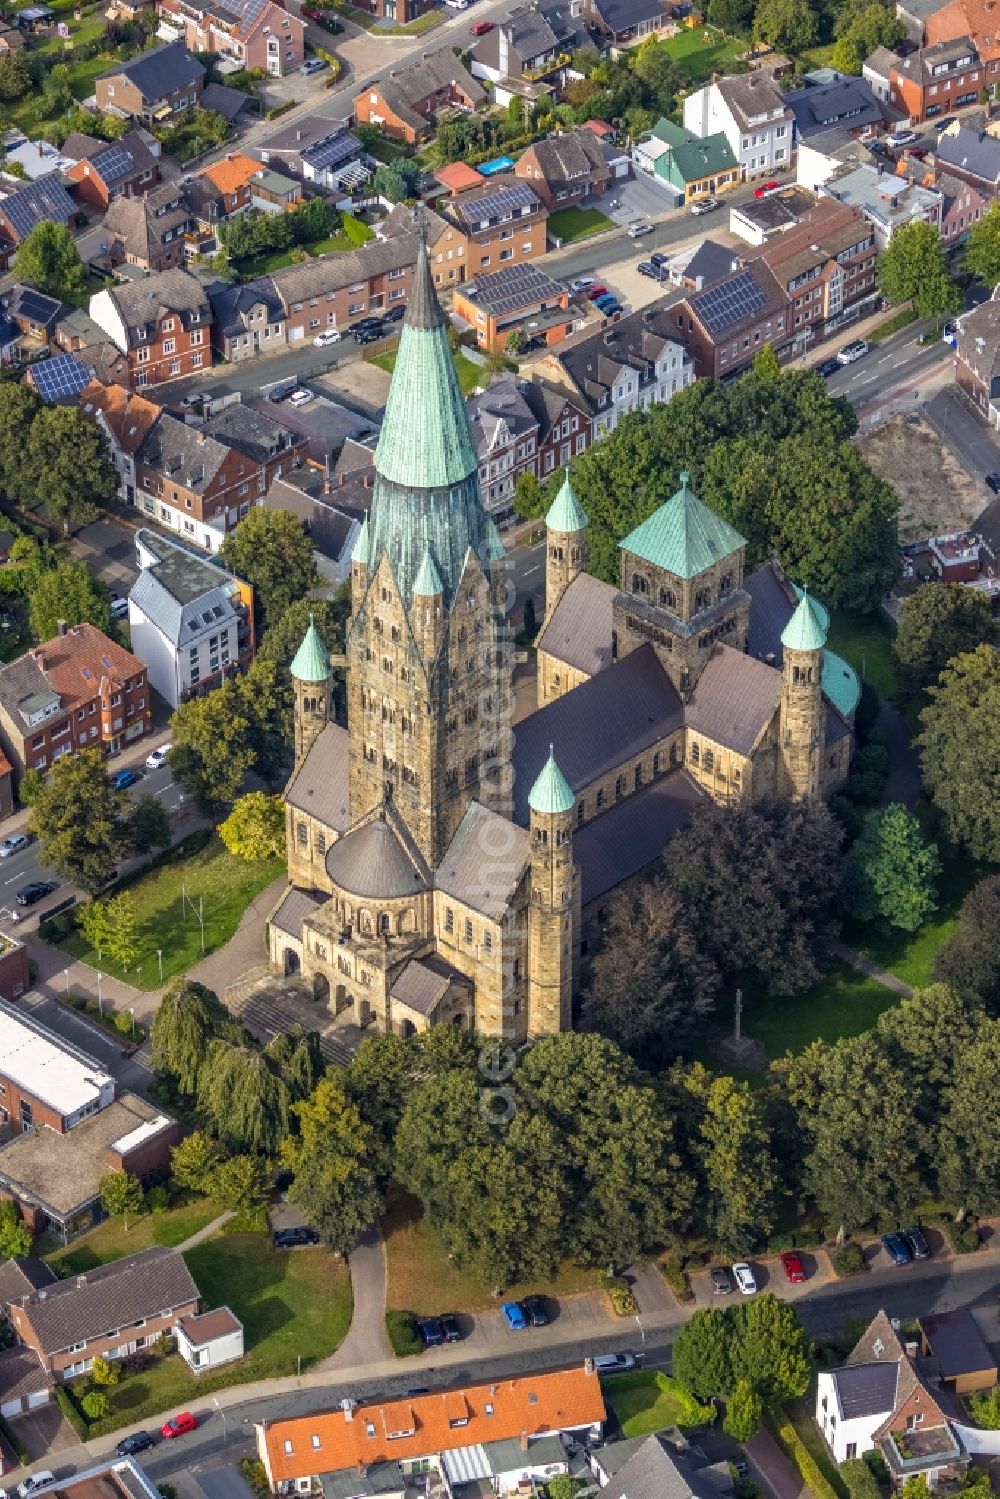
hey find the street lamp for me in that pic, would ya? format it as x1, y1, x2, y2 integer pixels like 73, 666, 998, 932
156, 948, 163, 984
129, 1007, 135, 1039
214, 1396, 227, 1447
635, 1312, 646, 1364
97, 970, 102, 1013
63, 967, 69, 997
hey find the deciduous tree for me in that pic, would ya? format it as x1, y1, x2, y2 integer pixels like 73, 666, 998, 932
27, 406, 117, 532
0, 1200, 31, 1259
919, 645, 1000, 859
0, 384, 39, 505
753, 0, 818, 51
681, 1065, 775, 1257
894, 583, 995, 693
343, 1033, 414, 1185
210, 1153, 271, 1217
830, 1, 904, 72
937, 1020, 1000, 1215
104, 891, 139, 972
30, 749, 129, 894
878, 221, 961, 318
169, 681, 254, 811
13, 220, 86, 301
964, 200, 1000, 286
78, 899, 113, 962
258, 592, 350, 669
729, 1294, 813, 1406
673, 1308, 734, 1400
934, 875, 1000, 1012
237, 657, 294, 782
128, 795, 171, 856
846, 804, 940, 931
151, 980, 240, 1096
280, 1077, 383, 1255
724, 1378, 763, 1441
198, 1044, 291, 1155
27, 557, 111, 641
99, 1170, 144, 1230
170, 1130, 222, 1194
219, 792, 286, 861
219, 508, 317, 632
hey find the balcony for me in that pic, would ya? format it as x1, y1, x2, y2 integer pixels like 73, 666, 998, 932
523, 49, 571, 81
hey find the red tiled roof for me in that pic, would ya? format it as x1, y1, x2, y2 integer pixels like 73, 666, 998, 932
434, 161, 483, 192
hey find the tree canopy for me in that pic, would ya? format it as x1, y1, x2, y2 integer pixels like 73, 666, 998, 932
169, 657, 293, 810
258, 591, 350, 669
151, 979, 242, 1096
219, 792, 286, 861
964, 200, 1000, 286
280, 1077, 384, 1255
894, 582, 995, 693
29, 750, 130, 894
830, 1, 904, 71
219, 508, 317, 633
935, 875, 1000, 1014
878, 221, 961, 318
14, 220, 86, 302
27, 406, 117, 532
562, 356, 898, 609
919, 645, 1000, 859
846, 804, 941, 931
28, 557, 111, 642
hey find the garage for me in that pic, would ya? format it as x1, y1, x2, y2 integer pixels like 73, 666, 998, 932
0, 1347, 53, 1417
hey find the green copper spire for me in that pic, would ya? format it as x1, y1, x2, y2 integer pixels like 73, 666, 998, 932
352, 516, 369, 566
529, 744, 575, 816
546, 471, 587, 534
619, 469, 745, 580
366, 242, 495, 607
781, 588, 828, 653
412, 546, 443, 597
290, 613, 329, 683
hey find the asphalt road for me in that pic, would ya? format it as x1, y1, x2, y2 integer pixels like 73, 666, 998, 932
819, 323, 952, 407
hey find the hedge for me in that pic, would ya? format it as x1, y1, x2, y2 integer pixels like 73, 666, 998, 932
0, 1412, 29, 1465
385, 1309, 422, 1357
944, 1219, 981, 1254
55, 1384, 91, 1441
659, 1256, 694, 1303
769, 1412, 840, 1499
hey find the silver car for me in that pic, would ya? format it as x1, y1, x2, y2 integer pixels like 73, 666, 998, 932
0, 833, 29, 858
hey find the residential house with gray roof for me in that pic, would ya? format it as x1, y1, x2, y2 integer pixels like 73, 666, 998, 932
466, 374, 540, 522
954, 293, 1000, 423
469, 2, 574, 107
593, 1432, 734, 1499
822, 159, 942, 245
354, 49, 486, 144
0, 175, 76, 268
270, 230, 423, 339
784, 73, 885, 140
129, 527, 255, 706
263, 473, 363, 585
933, 119, 1000, 191
89, 265, 212, 387
206, 273, 284, 362
95, 40, 205, 122
97, 180, 193, 273
683, 71, 794, 181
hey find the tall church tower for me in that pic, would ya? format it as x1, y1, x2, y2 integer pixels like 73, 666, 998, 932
290, 614, 331, 768
779, 590, 826, 800
527, 746, 580, 1037
543, 472, 587, 624
345, 244, 512, 869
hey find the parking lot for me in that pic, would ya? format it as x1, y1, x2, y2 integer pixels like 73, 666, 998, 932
690, 1250, 836, 1307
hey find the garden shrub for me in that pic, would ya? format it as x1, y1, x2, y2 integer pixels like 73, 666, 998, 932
385, 1309, 421, 1357
833, 1242, 866, 1275
841, 1457, 882, 1499
944, 1219, 981, 1254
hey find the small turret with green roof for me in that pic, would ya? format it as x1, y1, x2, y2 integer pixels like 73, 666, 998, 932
352, 516, 369, 568
413, 546, 444, 598
546, 471, 588, 535
529, 744, 575, 816
290, 614, 329, 684
781, 588, 827, 653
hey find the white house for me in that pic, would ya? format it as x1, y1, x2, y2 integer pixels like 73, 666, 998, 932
79, 381, 163, 509
128, 528, 254, 708
551, 303, 695, 440
816, 1310, 970, 1489
683, 73, 794, 180
176, 1306, 244, 1372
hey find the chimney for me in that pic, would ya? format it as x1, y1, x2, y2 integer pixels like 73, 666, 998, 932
196, 432, 205, 443
520, 1431, 529, 1451
76, 1274, 86, 1288
57, 619, 67, 636
584, 1357, 594, 1376
905, 1341, 919, 1358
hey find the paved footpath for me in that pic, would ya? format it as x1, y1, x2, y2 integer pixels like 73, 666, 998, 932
831, 940, 913, 998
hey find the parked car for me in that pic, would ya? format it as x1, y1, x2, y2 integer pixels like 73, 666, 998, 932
780, 1251, 807, 1284
627, 220, 654, 239
313, 328, 342, 347
470, 16, 493, 31
162, 1412, 198, 1439
586, 284, 609, 300
288, 388, 315, 405
17, 1477, 56, 1498
594, 294, 620, 313
836, 338, 868, 365
355, 325, 385, 345
637, 261, 660, 279
273, 1226, 320, 1248
445, 0, 470, 10
146, 743, 171, 770
986, 473, 1000, 494
904, 1225, 931, 1260
384, 303, 406, 322
732, 1262, 757, 1295
816, 357, 841, 377
933, 116, 956, 132
753, 179, 780, 198
593, 1352, 637, 1373
0, 834, 29, 857
112, 768, 140, 790
650, 251, 670, 268
440, 1313, 463, 1342
115, 1431, 156, 1456
881, 1232, 913, 1266
570, 276, 595, 292
16, 881, 57, 908
300, 55, 327, 73
690, 196, 719, 215
501, 1300, 527, 1331
110, 597, 129, 619
417, 1316, 445, 1347
888, 129, 917, 147
906, 145, 928, 159
942, 320, 959, 344
352, 316, 384, 331
521, 1295, 549, 1327
710, 1265, 733, 1294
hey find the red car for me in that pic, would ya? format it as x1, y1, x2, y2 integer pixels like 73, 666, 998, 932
470, 18, 493, 33
780, 1251, 807, 1284
162, 1412, 197, 1439
753, 180, 780, 198
586, 283, 609, 300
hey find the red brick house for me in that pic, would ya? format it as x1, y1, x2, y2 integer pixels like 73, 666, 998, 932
0, 1000, 116, 1136
353, 49, 485, 145
88, 267, 212, 387
61, 129, 158, 210
95, 40, 205, 123
753, 198, 879, 346
882, 35, 983, 122
671, 259, 791, 377
268, 230, 421, 344
523, 379, 592, 479
158, 0, 305, 77
98, 181, 193, 273
0, 177, 76, 268
514, 126, 614, 209
0, 622, 151, 780
955, 296, 1000, 426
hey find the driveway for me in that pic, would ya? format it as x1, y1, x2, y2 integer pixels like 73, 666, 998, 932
9, 1404, 81, 1464
67, 517, 140, 599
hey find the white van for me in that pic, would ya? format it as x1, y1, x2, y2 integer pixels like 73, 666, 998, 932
627, 220, 653, 239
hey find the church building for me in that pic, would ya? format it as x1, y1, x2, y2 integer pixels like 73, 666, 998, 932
270, 245, 859, 1042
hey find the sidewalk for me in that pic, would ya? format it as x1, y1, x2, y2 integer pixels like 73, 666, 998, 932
831, 940, 913, 998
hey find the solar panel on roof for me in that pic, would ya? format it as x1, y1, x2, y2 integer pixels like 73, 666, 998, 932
460, 181, 536, 225
470, 262, 563, 316
14, 289, 58, 324
303, 129, 359, 172
3, 178, 74, 241
693, 268, 769, 336
31, 354, 91, 403
92, 143, 135, 183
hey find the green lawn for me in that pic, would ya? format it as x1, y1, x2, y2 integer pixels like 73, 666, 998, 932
827, 609, 898, 699
45, 1198, 224, 1275
372, 347, 484, 396
659, 26, 744, 84
603, 1371, 714, 1437
84, 1230, 352, 1435
547, 206, 614, 244
747, 959, 899, 1061
53, 835, 283, 990
234, 223, 372, 280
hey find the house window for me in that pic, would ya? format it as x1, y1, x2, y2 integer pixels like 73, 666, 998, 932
445, 908, 454, 933
846, 1445, 857, 1460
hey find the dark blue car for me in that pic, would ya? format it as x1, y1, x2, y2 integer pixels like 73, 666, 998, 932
595, 295, 620, 314
112, 768, 140, 790
881, 1232, 913, 1266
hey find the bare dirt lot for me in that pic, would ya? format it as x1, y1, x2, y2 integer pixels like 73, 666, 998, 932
858, 415, 986, 542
